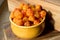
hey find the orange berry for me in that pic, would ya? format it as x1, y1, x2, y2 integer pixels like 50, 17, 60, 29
13, 18, 24, 26
31, 5, 35, 11
14, 9, 23, 19
24, 21, 31, 26
34, 20, 40, 25
28, 16, 35, 22
34, 11, 40, 18
23, 4, 29, 11
19, 3, 24, 9
39, 18, 43, 22
26, 8, 33, 16
35, 5, 41, 11
40, 10, 46, 18
21, 10, 26, 16
23, 17, 28, 22
10, 11, 14, 19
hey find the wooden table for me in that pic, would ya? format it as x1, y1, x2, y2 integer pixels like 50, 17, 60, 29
0, 0, 60, 40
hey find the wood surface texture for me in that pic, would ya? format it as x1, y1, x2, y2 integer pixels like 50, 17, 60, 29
0, 0, 7, 14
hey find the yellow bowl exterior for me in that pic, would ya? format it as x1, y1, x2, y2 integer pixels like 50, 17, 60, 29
10, 22, 45, 39
10, 17, 45, 39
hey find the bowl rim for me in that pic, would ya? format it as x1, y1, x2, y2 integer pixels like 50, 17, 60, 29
9, 17, 45, 28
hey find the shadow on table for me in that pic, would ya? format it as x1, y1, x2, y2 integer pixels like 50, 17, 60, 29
40, 11, 55, 36
30, 10, 55, 40
36, 10, 55, 38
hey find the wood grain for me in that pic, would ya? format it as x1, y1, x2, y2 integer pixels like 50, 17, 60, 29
0, 0, 7, 14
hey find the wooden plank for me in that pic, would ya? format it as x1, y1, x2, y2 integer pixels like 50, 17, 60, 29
45, 0, 60, 6
0, 0, 7, 14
